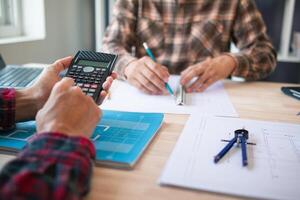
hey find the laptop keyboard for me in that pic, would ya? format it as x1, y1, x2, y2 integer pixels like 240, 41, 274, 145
0, 67, 43, 87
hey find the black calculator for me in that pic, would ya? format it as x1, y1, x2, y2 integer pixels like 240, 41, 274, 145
65, 50, 118, 102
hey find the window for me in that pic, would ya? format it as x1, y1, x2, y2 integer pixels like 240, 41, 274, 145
0, 0, 22, 38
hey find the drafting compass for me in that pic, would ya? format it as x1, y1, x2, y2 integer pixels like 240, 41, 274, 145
214, 129, 255, 166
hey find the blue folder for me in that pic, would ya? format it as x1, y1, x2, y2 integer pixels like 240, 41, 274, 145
0, 110, 164, 169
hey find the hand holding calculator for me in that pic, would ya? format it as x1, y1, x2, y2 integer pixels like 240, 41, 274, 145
65, 51, 118, 103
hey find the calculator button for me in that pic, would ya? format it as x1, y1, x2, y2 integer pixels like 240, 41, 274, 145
77, 83, 83, 87
77, 65, 83, 69
73, 65, 78, 68
91, 84, 98, 89
83, 66, 95, 73
82, 88, 89, 92
84, 84, 90, 88
95, 68, 101, 71
89, 88, 96, 92
87, 93, 94, 97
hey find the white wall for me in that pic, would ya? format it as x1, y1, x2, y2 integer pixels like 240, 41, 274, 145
0, 0, 94, 64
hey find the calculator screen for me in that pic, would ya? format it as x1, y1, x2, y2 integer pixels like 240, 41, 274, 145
78, 60, 109, 68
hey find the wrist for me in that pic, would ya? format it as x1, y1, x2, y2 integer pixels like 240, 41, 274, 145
220, 54, 237, 75
124, 60, 136, 80
37, 120, 88, 138
15, 88, 39, 121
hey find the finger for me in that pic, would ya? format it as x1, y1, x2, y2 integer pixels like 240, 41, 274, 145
51, 56, 73, 74
143, 57, 169, 82
97, 90, 107, 105
180, 57, 213, 84
185, 77, 202, 93
131, 78, 152, 95
53, 77, 75, 93
110, 71, 118, 80
196, 78, 215, 92
141, 66, 166, 91
187, 68, 212, 92
180, 66, 205, 86
102, 77, 113, 91
136, 73, 161, 94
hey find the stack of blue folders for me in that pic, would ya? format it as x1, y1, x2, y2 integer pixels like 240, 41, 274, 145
0, 110, 164, 169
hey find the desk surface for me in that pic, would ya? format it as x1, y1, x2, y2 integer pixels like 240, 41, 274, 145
87, 81, 300, 200
0, 81, 299, 200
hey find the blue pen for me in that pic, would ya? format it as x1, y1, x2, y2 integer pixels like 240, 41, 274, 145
143, 42, 174, 96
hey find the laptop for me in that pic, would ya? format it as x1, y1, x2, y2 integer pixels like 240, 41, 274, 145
0, 54, 43, 88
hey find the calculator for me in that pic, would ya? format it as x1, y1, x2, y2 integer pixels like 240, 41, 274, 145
65, 50, 118, 102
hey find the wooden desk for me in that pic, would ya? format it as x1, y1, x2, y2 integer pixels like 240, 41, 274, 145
87, 81, 300, 200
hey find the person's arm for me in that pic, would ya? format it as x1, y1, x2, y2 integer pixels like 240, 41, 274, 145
0, 133, 95, 200
229, 0, 277, 80
0, 78, 101, 200
0, 57, 116, 126
102, 0, 138, 80
0, 88, 16, 131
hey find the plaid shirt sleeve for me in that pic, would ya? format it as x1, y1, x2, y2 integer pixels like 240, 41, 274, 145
228, 0, 277, 80
102, 0, 138, 80
0, 132, 95, 200
0, 88, 16, 132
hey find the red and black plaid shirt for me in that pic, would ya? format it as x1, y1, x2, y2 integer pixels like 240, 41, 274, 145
0, 88, 15, 132
103, 0, 276, 80
0, 88, 95, 200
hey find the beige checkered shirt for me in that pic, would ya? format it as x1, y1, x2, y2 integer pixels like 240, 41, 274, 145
102, 0, 277, 80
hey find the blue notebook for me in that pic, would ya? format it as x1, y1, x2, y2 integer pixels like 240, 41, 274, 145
0, 110, 164, 169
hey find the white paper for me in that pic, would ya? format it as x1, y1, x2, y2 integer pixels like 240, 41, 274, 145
102, 75, 238, 117
159, 114, 300, 200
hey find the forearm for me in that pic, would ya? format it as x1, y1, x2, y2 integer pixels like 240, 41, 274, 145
15, 88, 39, 122
229, 41, 277, 80
231, 0, 277, 80
0, 132, 95, 200
103, 34, 138, 80
102, 0, 138, 79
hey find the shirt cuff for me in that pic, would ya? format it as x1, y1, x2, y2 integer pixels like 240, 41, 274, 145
223, 52, 251, 78
115, 54, 138, 80
23, 132, 96, 160
0, 88, 16, 132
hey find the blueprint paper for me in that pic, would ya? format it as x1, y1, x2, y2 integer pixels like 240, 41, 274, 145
159, 114, 300, 200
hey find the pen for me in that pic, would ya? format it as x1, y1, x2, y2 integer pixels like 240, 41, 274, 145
143, 42, 174, 96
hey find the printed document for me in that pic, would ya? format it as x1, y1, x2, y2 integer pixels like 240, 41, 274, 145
159, 114, 300, 200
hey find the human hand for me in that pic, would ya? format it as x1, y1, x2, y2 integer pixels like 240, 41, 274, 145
124, 56, 169, 95
180, 55, 236, 92
36, 78, 100, 138
16, 57, 117, 121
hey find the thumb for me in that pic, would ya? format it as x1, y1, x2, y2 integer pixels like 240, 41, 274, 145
51, 56, 73, 74
52, 77, 74, 94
